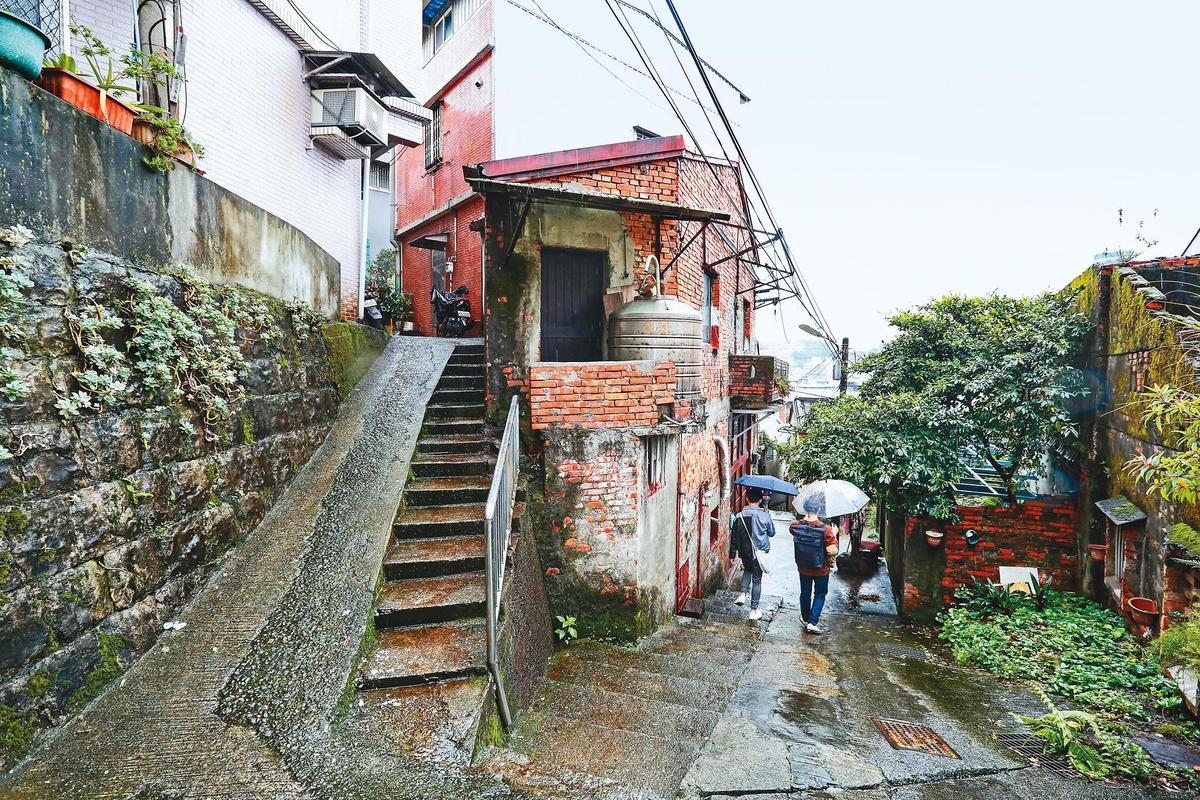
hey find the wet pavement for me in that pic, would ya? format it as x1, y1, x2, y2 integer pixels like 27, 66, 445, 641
680, 516, 1177, 799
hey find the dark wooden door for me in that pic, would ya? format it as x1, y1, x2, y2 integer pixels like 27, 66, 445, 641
541, 249, 605, 361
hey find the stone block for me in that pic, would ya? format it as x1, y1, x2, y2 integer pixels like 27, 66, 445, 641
74, 413, 141, 483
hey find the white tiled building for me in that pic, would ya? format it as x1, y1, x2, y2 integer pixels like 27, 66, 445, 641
57, 0, 429, 319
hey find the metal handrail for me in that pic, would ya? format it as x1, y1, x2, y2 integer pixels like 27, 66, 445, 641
484, 395, 520, 729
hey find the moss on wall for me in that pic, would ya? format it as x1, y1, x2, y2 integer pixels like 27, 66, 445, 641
66, 633, 126, 713
320, 322, 386, 398
0, 703, 36, 772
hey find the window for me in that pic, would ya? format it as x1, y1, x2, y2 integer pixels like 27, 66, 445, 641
709, 506, 720, 549
646, 436, 667, 497
369, 160, 391, 192
424, 102, 443, 170
702, 272, 718, 349
433, 7, 454, 52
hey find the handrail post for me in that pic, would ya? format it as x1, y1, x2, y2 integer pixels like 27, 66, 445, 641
484, 396, 519, 730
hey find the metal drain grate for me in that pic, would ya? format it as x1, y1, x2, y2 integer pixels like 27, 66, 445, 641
871, 717, 960, 759
875, 643, 934, 662
994, 732, 1081, 779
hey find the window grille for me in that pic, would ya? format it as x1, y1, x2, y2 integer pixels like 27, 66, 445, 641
424, 102, 443, 169
7, 0, 62, 55
369, 160, 391, 191
646, 436, 667, 497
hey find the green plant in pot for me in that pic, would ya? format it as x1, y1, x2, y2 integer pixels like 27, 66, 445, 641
38, 24, 141, 132
138, 110, 204, 173
0, 10, 51, 81
375, 285, 414, 332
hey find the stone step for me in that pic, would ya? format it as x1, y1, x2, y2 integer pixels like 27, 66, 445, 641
405, 475, 492, 506
545, 653, 731, 712
356, 676, 490, 765
422, 417, 484, 437
441, 363, 486, 379
509, 713, 699, 799
638, 635, 757, 666
436, 373, 487, 391
416, 434, 494, 456
383, 534, 485, 580
452, 343, 484, 356
447, 354, 485, 368
565, 640, 748, 686
375, 572, 487, 628
427, 402, 486, 420
533, 679, 720, 742
411, 453, 494, 478
432, 387, 485, 405
361, 620, 487, 688
395, 502, 487, 539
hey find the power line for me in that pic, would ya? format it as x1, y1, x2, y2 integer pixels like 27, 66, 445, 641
663, 0, 838, 348
502, 0, 722, 116
611, 0, 751, 103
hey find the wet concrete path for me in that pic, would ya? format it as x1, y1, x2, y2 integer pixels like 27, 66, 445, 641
681, 517, 1176, 799
0, 337, 519, 800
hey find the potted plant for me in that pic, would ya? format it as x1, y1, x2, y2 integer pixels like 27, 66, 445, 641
136, 109, 204, 172
0, 10, 51, 80
1128, 596, 1159, 627
924, 529, 944, 548
39, 25, 138, 133
376, 285, 414, 335
1088, 543, 1107, 562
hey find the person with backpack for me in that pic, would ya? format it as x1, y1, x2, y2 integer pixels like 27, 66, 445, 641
790, 497, 840, 634
730, 488, 775, 621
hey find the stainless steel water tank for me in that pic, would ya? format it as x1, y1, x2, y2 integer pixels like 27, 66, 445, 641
608, 293, 704, 398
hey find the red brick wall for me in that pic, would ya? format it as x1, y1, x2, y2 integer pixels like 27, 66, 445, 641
907, 498, 1080, 608
398, 195, 485, 336
396, 52, 493, 336
529, 362, 675, 430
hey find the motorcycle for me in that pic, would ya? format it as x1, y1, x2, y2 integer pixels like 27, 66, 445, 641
432, 285, 475, 337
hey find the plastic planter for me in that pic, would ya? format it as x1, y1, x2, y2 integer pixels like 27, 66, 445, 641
1128, 596, 1158, 627
38, 68, 136, 134
0, 11, 51, 81
1088, 543, 1107, 562
924, 530, 944, 548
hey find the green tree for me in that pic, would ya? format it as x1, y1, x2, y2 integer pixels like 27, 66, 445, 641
780, 392, 963, 521
368, 247, 397, 293
856, 292, 1090, 505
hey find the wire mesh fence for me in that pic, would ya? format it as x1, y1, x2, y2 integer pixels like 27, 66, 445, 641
6, 0, 63, 55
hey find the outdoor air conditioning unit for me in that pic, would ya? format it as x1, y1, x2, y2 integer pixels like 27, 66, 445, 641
310, 88, 388, 148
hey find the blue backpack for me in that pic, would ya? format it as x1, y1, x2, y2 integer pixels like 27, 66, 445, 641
792, 522, 826, 570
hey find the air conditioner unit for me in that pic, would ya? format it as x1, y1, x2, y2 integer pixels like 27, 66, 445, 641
310, 88, 388, 148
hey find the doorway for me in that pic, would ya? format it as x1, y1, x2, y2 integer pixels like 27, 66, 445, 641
540, 248, 605, 361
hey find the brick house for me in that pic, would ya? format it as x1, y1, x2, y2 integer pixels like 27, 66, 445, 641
394, 0, 494, 336
468, 134, 786, 633
51, 0, 428, 319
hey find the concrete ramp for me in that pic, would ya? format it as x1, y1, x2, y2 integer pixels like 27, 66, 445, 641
0, 337, 516, 800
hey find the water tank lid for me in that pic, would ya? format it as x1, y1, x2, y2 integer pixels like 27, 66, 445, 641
609, 293, 702, 320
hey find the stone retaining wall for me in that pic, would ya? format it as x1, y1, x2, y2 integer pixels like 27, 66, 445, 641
0, 234, 384, 769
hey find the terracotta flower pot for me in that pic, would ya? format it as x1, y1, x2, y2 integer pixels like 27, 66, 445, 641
1088, 543, 1108, 562
38, 68, 135, 134
131, 116, 156, 146
1128, 596, 1159, 626
925, 530, 944, 548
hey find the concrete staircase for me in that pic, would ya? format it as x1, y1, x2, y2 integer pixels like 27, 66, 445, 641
355, 341, 498, 764
484, 591, 783, 799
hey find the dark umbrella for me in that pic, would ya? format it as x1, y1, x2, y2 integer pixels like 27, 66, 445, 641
734, 475, 800, 496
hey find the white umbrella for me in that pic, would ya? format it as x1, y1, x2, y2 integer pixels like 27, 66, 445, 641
793, 480, 870, 518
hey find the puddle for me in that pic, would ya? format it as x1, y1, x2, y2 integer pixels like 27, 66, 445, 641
778, 689, 845, 745
795, 648, 836, 679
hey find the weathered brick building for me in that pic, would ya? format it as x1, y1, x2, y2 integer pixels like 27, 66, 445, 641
463, 134, 785, 634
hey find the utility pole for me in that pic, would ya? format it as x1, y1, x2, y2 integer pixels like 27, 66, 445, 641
838, 337, 849, 395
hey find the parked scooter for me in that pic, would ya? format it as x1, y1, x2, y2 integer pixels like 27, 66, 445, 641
432, 285, 475, 337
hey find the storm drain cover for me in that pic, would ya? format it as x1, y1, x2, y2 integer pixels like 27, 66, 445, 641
871, 718, 960, 759
994, 732, 1080, 779
876, 643, 934, 662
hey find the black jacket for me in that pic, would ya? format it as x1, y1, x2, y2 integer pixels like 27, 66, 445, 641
729, 514, 758, 565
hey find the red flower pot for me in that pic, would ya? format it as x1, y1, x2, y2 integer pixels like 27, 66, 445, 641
1088, 544, 1107, 562
924, 530, 944, 548
38, 68, 135, 134
1128, 596, 1158, 626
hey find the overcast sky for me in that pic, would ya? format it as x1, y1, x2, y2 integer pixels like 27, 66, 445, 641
494, 1, 1200, 355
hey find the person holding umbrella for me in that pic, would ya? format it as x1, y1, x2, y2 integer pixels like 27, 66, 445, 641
791, 480, 870, 634
730, 487, 776, 621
